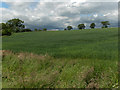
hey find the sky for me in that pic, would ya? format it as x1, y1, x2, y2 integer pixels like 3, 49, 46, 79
0, 0, 119, 30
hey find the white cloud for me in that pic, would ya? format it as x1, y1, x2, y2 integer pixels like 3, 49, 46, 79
2, 0, 119, 2
93, 14, 98, 18
103, 13, 110, 16
1, 2, 118, 29
2, 0, 35, 2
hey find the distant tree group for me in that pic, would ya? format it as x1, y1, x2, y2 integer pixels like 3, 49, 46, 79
21, 29, 32, 32
1, 18, 111, 36
34, 28, 46, 32
65, 21, 110, 31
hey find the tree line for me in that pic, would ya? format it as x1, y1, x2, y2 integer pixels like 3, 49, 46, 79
0, 18, 110, 36
65, 21, 110, 30
0, 18, 47, 36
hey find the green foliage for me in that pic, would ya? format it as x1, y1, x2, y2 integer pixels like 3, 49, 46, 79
38, 29, 42, 31
90, 23, 96, 29
0, 23, 12, 36
0, 23, 2, 30
101, 21, 110, 28
2, 29, 12, 36
64, 28, 67, 30
0, 30, 1, 36
43, 28, 47, 31
0, 23, 7, 30
67, 26, 73, 30
34, 28, 38, 31
78, 24, 85, 29
6, 18, 25, 32
0, 19, 31, 35
21, 29, 32, 32
102, 26, 104, 28
0, 19, 32, 34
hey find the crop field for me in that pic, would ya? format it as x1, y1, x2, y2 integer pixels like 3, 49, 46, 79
2, 28, 118, 88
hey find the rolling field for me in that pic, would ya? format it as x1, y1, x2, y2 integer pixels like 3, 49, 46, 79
2, 28, 118, 60
2, 28, 118, 88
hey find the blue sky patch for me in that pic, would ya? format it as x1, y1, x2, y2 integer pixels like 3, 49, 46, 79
0, 2, 9, 8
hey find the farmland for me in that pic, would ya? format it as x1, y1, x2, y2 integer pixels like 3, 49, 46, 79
2, 28, 118, 88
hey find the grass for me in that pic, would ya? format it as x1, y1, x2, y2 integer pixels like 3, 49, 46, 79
2, 28, 118, 88
2, 51, 118, 88
2, 28, 118, 60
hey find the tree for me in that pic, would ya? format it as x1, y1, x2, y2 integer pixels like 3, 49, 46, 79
64, 28, 67, 30
38, 29, 42, 31
2, 29, 12, 36
90, 23, 96, 29
67, 26, 73, 30
6, 18, 25, 32
0, 23, 2, 30
34, 28, 38, 31
101, 21, 110, 28
0, 23, 12, 36
0, 23, 7, 30
21, 29, 32, 32
78, 24, 85, 29
43, 28, 47, 31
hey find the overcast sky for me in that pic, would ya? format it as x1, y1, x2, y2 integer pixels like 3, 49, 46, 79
0, 0, 119, 30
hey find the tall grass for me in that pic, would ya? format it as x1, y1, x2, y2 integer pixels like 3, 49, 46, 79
2, 51, 118, 88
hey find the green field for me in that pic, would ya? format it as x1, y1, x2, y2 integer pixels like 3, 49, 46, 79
2, 28, 118, 88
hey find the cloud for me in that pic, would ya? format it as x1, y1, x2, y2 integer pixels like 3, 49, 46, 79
2, 0, 119, 2
2, 0, 35, 2
1, 1, 118, 30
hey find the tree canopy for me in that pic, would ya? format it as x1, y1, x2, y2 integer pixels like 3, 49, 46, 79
78, 24, 85, 29
0, 23, 7, 30
90, 23, 96, 29
64, 28, 67, 30
101, 21, 110, 28
67, 26, 73, 30
43, 28, 47, 31
6, 18, 25, 32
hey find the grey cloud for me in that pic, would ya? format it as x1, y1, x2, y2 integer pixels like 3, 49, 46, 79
1, 2, 118, 30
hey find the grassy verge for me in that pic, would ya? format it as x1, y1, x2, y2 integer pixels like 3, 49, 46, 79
2, 50, 118, 88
